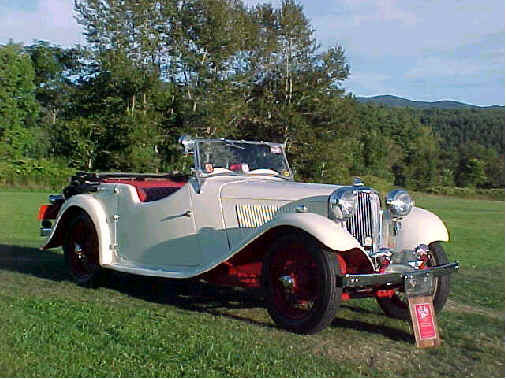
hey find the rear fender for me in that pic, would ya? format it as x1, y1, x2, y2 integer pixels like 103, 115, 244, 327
42, 195, 113, 265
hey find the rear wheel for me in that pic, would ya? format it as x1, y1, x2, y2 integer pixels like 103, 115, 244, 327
377, 242, 450, 320
262, 232, 341, 334
64, 213, 103, 287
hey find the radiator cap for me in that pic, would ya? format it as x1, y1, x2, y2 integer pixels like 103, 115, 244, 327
353, 177, 364, 187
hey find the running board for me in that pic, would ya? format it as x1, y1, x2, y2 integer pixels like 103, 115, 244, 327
102, 263, 200, 279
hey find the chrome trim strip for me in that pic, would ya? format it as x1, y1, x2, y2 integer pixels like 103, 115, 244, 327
40, 227, 52, 237
49, 194, 65, 204
340, 261, 460, 288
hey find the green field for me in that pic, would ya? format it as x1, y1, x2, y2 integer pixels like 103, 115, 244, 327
0, 191, 504, 377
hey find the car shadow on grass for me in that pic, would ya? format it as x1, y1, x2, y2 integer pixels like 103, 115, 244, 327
0, 244, 273, 329
331, 316, 413, 343
105, 268, 275, 329
0, 244, 68, 281
1, 243, 412, 341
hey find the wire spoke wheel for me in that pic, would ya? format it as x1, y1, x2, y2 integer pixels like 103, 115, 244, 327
263, 232, 341, 334
377, 242, 450, 320
270, 244, 321, 320
64, 213, 102, 287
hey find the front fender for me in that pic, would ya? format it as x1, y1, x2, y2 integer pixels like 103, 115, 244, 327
395, 206, 449, 250
195, 212, 367, 277
42, 194, 113, 265
231, 212, 362, 253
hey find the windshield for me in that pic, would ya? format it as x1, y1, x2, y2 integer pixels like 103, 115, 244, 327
196, 140, 291, 178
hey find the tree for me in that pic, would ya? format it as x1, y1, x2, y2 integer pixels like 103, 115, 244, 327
25, 41, 80, 125
456, 157, 487, 188
0, 43, 39, 159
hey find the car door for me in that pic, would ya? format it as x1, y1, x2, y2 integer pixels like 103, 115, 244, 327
116, 183, 202, 269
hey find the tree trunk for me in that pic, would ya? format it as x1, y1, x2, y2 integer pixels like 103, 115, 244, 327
50, 108, 59, 125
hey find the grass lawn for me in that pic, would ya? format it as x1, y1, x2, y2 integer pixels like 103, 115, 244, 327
0, 191, 504, 377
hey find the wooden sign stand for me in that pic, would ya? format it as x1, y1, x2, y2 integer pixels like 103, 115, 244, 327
408, 295, 440, 348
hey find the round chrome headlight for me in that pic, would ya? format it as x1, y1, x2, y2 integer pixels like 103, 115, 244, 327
386, 189, 414, 218
329, 188, 358, 220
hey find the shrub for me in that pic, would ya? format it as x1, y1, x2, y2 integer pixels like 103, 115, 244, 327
0, 158, 75, 191
426, 186, 504, 201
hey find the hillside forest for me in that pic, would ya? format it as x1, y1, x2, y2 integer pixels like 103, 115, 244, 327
0, 0, 504, 192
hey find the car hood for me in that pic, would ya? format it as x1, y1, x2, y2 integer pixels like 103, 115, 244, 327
219, 177, 340, 201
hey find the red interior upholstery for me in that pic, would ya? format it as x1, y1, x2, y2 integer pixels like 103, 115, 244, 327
103, 179, 186, 202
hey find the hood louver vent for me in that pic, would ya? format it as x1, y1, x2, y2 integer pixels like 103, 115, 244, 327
236, 204, 283, 228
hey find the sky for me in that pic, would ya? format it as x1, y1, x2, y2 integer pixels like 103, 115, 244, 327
1, 0, 504, 106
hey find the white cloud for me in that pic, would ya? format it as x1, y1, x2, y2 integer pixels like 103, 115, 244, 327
242, 0, 282, 9
0, 0, 84, 47
405, 57, 477, 79
342, 0, 418, 27
404, 31, 504, 84
312, 0, 504, 57
345, 71, 392, 96
309, 0, 504, 104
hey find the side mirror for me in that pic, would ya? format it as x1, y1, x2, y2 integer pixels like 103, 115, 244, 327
179, 135, 195, 154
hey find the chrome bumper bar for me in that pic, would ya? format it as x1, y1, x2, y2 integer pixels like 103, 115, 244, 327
340, 262, 460, 288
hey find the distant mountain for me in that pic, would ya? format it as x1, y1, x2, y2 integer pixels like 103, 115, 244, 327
356, 95, 504, 110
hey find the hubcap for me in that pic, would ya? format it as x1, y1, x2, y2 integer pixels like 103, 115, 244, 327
68, 218, 99, 279
270, 244, 321, 320
279, 275, 295, 292
74, 243, 87, 262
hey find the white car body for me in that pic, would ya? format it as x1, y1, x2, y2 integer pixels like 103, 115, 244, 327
38, 137, 458, 334
43, 174, 448, 278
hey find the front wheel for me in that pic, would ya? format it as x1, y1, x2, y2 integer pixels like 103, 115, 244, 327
262, 232, 342, 334
377, 242, 450, 320
63, 213, 103, 287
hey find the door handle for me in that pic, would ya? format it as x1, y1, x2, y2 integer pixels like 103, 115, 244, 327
161, 210, 193, 222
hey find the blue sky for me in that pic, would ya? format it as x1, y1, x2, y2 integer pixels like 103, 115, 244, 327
1, 0, 504, 106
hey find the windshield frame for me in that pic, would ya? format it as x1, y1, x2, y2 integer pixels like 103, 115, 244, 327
192, 138, 293, 180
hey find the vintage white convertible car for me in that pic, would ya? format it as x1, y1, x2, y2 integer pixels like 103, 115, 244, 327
38, 136, 459, 334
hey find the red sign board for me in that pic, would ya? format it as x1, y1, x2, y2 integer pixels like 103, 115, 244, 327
408, 296, 440, 348
415, 303, 436, 340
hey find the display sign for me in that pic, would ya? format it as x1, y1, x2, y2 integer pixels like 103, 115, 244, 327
408, 295, 441, 348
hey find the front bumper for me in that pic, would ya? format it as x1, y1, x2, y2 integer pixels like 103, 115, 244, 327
340, 262, 460, 288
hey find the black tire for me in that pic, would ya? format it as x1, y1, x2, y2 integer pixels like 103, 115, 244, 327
377, 242, 450, 320
63, 213, 103, 287
262, 232, 342, 334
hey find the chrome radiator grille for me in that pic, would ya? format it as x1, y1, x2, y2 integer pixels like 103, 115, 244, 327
346, 191, 381, 251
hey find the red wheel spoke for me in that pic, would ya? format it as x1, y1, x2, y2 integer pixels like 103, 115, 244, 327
269, 243, 322, 320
